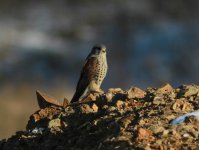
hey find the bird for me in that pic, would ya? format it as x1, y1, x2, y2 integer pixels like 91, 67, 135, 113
70, 44, 108, 103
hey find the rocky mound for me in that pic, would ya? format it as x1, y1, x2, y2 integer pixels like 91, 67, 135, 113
1, 84, 199, 150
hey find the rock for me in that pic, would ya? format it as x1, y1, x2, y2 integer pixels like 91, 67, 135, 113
177, 85, 199, 98
26, 107, 62, 131
152, 126, 165, 134
126, 99, 142, 108
48, 119, 61, 128
92, 104, 98, 113
152, 96, 165, 105
64, 106, 75, 114
32, 127, 45, 134
162, 130, 169, 137
108, 88, 123, 93
166, 115, 176, 121
119, 115, 134, 129
193, 123, 199, 127
183, 133, 190, 138
80, 103, 98, 113
102, 105, 109, 110
106, 92, 114, 102
172, 99, 193, 112
138, 118, 148, 126
144, 145, 152, 150
184, 85, 199, 97
63, 98, 69, 108
107, 106, 116, 112
82, 93, 97, 102
32, 114, 41, 122
116, 100, 124, 110
137, 128, 154, 140
157, 83, 173, 94
36, 90, 62, 108
80, 104, 93, 113
127, 87, 146, 99
3, 84, 199, 149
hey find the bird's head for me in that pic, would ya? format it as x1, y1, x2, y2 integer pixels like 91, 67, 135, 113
91, 44, 106, 55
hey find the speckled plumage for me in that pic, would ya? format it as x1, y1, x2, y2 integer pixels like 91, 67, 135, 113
71, 45, 108, 103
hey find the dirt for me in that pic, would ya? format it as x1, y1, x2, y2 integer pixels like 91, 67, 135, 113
1, 84, 199, 150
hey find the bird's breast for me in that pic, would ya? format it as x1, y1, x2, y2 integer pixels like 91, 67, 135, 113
94, 55, 107, 85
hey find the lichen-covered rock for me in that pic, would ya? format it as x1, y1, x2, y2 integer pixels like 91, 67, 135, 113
177, 85, 199, 98
172, 98, 193, 112
2, 84, 199, 150
156, 83, 173, 94
127, 87, 146, 99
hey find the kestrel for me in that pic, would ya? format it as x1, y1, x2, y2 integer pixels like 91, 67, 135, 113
71, 45, 108, 103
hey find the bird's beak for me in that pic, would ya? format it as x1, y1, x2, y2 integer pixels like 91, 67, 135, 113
102, 48, 106, 53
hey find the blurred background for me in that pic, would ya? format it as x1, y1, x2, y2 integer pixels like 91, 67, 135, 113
0, 0, 199, 139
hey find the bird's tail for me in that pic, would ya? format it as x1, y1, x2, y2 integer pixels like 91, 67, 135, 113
70, 92, 80, 103
70, 87, 88, 103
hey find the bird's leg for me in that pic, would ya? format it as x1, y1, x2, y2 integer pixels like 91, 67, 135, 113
90, 87, 104, 94
89, 81, 104, 94
95, 88, 104, 93
90, 89, 103, 94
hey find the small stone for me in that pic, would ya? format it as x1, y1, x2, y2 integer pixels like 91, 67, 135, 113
137, 128, 154, 140
119, 115, 134, 128
155, 139, 163, 146
48, 118, 61, 128
108, 88, 123, 93
152, 126, 165, 134
107, 106, 116, 112
166, 115, 176, 121
62, 122, 68, 127
183, 133, 190, 138
139, 119, 148, 126
65, 107, 75, 114
193, 123, 199, 128
127, 87, 146, 99
82, 93, 97, 102
116, 100, 124, 110
152, 96, 164, 105
162, 130, 169, 136
157, 83, 173, 94
32, 127, 45, 134
106, 92, 113, 102
172, 99, 193, 112
144, 145, 152, 150
80, 104, 94, 113
92, 104, 98, 113
102, 105, 109, 110
184, 85, 199, 97
32, 114, 41, 122
90, 93, 98, 101
21, 135, 28, 139
80, 104, 98, 113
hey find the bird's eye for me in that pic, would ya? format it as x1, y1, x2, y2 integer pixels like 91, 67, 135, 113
102, 49, 106, 53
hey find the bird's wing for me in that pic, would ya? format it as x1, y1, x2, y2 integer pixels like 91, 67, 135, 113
71, 57, 97, 102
